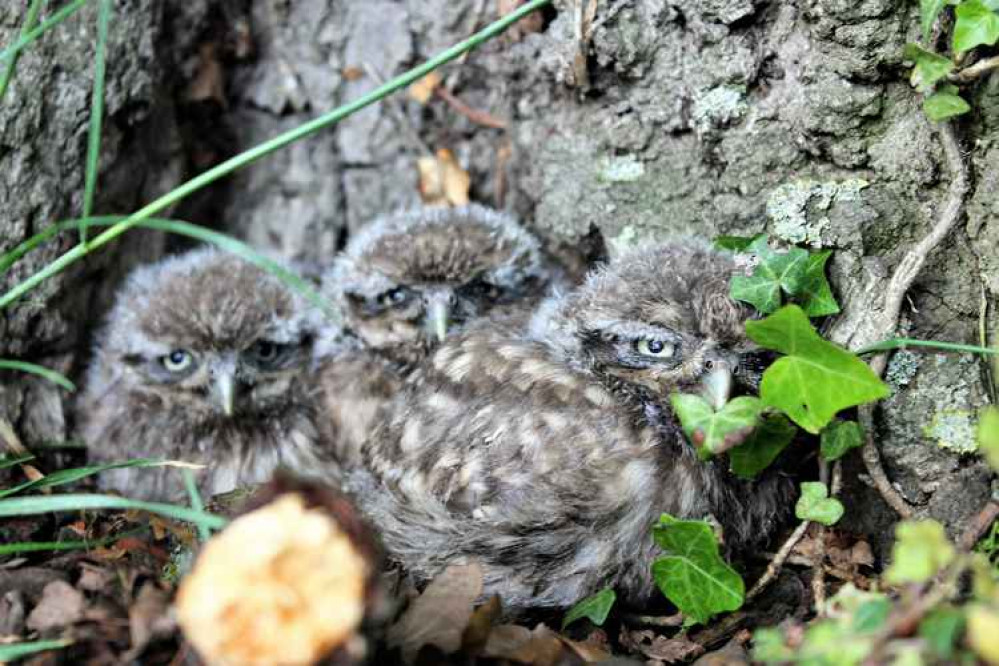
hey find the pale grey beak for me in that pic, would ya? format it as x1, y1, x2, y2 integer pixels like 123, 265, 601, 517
701, 362, 733, 411
210, 360, 238, 417
423, 293, 452, 344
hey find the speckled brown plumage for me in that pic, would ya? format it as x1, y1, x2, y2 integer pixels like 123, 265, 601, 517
78, 248, 330, 500
349, 240, 793, 612
314, 205, 562, 468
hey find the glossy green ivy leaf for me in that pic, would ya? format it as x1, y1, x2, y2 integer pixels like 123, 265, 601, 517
729, 414, 797, 479
886, 519, 956, 585
851, 598, 892, 633
820, 419, 865, 462
746, 305, 891, 434
670, 394, 763, 459
751, 628, 794, 663
924, 85, 972, 121
795, 481, 844, 526
797, 250, 840, 316
978, 406, 999, 471
561, 587, 616, 629
730, 239, 809, 314
953, 0, 999, 52
921, 0, 956, 40
651, 514, 744, 625
920, 607, 966, 660
904, 43, 955, 93
713, 234, 764, 252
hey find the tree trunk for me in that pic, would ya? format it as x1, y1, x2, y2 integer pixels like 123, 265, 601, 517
2, 0, 993, 555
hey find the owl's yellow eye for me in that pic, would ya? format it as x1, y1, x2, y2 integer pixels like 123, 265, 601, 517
162, 349, 193, 372
635, 338, 675, 358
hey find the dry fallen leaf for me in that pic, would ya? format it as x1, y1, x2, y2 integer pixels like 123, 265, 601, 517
417, 148, 471, 207
25, 580, 86, 632
462, 594, 502, 655
342, 65, 365, 81
507, 624, 567, 666
124, 582, 176, 661
620, 628, 705, 664
388, 562, 483, 664
497, 0, 546, 42
76, 563, 114, 593
184, 43, 227, 108
408, 71, 442, 104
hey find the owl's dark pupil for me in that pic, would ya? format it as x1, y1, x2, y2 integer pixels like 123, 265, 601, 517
256, 342, 277, 359
169, 350, 186, 364
647, 340, 665, 354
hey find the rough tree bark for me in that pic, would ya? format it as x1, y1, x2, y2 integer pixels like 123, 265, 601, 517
1, 0, 994, 555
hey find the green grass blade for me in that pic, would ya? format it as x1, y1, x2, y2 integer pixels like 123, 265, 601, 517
0, 453, 35, 469
0, 493, 228, 530
80, 0, 113, 243
182, 468, 211, 542
0, 458, 194, 498
0, 0, 45, 103
0, 359, 75, 391
0, 0, 89, 65
0, 0, 553, 311
0, 640, 73, 661
0, 527, 145, 555
857, 338, 999, 356
1, 216, 335, 320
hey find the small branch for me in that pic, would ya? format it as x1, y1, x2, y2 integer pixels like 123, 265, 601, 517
958, 499, 999, 551
859, 406, 915, 519
434, 86, 508, 129
622, 611, 685, 627
0, 417, 45, 483
747, 520, 810, 600
951, 54, 999, 83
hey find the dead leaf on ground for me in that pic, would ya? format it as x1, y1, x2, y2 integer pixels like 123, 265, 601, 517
342, 65, 365, 81
483, 624, 534, 658
25, 580, 85, 632
388, 562, 483, 664
497, 0, 546, 42
619, 628, 705, 664
462, 594, 502, 655
123, 582, 176, 660
557, 629, 613, 662
408, 71, 442, 104
77, 563, 114, 593
1, 590, 26, 636
417, 149, 471, 207
690, 633, 751, 666
506, 624, 570, 666
184, 43, 227, 108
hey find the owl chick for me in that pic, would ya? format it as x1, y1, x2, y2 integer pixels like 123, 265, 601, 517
315, 204, 560, 467
78, 248, 329, 501
350, 240, 792, 612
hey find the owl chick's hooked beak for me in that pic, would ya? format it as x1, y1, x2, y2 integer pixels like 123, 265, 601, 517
422, 290, 453, 343
701, 358, 734, 411
209, 356, 239, 417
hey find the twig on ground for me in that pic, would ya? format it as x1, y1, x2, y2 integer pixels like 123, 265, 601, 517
958, 499, 999, 551
434, 86, 508, 129
853, 122, 968, 519
747, 520, 810, 600
951, 54, 999, 83
689, 612, 748, 648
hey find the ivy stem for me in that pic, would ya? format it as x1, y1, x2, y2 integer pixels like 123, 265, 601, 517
951, 54, 999, 83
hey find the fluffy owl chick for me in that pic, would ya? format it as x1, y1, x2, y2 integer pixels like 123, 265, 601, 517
351, 240, 791, 612
79, 248, 328, 501
316, 204, 560, 467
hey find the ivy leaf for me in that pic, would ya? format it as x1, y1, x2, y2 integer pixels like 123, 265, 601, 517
967, 605, 999, 665
920, 607, 966, 659
923, 86, 972, 121
886, 520, 956, 585
713, 234, 764, 252
795, 481, 844, 526
651, 514, 745, 624
953, 0, 999, 53
745, 305, 891, 434
670, 394, 763, 459
921, 0, 952, 40
852, 598, 892, 633
561, 587, 616, 629
796, 249, 840, 316
751, 628, 794, 663
903, 43, 955, 93
820, 419, 865, 462
729, 414, 797, 479
977, 406, 999, 471
729, 240, 809, 314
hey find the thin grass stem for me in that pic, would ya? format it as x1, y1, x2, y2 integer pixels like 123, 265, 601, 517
0, 359, 75, 391
0, 493, 228, 530
182, 468, 211, 542
0, 0, 45, 103
0, 0, 89, 66
81, 0, 113, 243
857, 337, 999, 356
